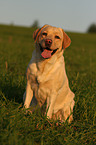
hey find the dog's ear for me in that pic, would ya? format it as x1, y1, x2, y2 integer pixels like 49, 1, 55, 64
33, 24, 49, 42
33, 28, 40, 41
62, 30, 71, 49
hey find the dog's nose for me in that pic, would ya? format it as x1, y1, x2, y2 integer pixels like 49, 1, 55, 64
45, 39, 52, 47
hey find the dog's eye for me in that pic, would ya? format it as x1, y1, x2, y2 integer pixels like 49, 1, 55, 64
55, 35, 60, 39
42, 32, 47, 36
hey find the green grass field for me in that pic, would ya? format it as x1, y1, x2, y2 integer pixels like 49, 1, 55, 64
0, 24, 96, 145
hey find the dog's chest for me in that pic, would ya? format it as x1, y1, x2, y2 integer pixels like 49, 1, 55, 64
28, 56, 65, 105
29, 61, 53, 102
29, 60, 53, 83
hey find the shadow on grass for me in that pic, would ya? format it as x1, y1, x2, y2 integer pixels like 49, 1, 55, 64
0, 72, 25, 104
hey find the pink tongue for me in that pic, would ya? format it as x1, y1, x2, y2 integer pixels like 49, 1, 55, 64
41, 49, 53, 58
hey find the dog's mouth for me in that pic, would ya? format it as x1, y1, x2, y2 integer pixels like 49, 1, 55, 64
39, 44, 58, 59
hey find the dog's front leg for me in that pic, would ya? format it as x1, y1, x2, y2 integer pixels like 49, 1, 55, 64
24, 81, 33, 108
47, 93, 57, 119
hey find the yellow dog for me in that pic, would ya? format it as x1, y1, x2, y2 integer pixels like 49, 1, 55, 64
23, 25, 75, 123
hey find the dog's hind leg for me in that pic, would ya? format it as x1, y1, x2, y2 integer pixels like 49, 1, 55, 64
63, 100, 75, 123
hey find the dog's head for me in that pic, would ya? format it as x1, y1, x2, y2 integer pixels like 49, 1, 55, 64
33, 25, 71, 59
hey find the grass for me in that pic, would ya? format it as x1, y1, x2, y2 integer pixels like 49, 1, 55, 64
0, 24, 96, 145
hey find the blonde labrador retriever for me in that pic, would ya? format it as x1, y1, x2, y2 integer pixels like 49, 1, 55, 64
23, 25, 75, 122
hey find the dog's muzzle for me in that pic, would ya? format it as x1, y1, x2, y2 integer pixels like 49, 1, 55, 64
39, 44, 58, 59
